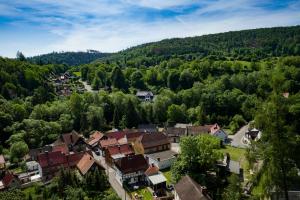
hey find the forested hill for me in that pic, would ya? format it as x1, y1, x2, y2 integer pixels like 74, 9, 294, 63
100, 25, 300, 66
28, 50, 110, 66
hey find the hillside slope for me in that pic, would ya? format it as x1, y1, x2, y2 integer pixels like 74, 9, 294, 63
28, 50, 110, 66
99, 26, 300, 66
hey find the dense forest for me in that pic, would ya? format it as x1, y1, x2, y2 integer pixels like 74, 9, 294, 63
98, 26, 300, 66
28, 50, 110, 66
0, 26, 300, 199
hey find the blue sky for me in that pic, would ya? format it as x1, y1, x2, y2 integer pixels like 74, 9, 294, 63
0, 0, 300, 58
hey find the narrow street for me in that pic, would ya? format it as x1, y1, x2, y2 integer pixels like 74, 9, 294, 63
94, 152, 131, 200
228, 124, 249, 148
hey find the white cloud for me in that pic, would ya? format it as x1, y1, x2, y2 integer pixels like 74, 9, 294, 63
0, 0, 300, 57
123, 0, 197, 9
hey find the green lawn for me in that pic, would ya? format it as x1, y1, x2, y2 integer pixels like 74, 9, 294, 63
73, 71, 81, 77
161, 168, 173, 184
130, 187, 153, 200
219, 145, 250, 180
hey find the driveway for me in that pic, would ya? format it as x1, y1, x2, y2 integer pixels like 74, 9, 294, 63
95, 153, 131, 200
228, 124, 249, 148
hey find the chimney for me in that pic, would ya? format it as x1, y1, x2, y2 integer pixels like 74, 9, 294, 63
157, 157, 160, 162
201, 186, 208, 195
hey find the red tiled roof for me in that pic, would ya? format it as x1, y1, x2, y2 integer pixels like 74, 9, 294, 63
106, 131, 126, 140
145, 164, 159, 176
86, 131, 105, 146
139, 132, 170, 149
38, 151, 84, 168
52, 143, 69, 155
0, 155, 5, 164
107, 144, 134, 156
100, 138, 118, 148
115, 154, 148, 174
76, 153, 103, 175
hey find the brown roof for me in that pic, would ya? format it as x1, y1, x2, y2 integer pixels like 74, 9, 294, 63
52, 143, 69, 155
54, 130, 82, 146
165, 127, 186, 137
86, 131, 105, 146
115, 154, 148, 174
174, 175, 212, 200
0, 155, 5, 164
107, 144, 134, 156
186, 125, 213, 136
106, 131, 127, 140
38, 151, 84, 168
138, 132, 169, 149
76, 153, 103, 175
145, 164, 159, 176
63, 131, 81, 145
100, 138, 118, 148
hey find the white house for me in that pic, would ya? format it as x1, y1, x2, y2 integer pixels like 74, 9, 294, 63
145, 150, 177, 170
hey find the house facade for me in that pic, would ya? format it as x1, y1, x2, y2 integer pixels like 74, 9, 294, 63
135, 132, 170, 154
115, 154, 148, 186
136, 91, 154, 101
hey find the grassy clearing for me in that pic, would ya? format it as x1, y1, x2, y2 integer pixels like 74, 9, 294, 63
73, 71, 81, 77
130, 187, 153, 200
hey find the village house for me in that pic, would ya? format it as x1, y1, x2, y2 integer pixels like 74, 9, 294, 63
17, 161, 43, 185
163, 127, 186, 143
105, 144, 134, 165
125, 131, 144, 144
37, 150, 85, 180
145, 150, 177, 170
115, 154, 148, 186
29, 145, 53, 161
0, 155, 6, 170
76, 153, 105, 176
136, 91, 154, 101
85, 131, 107, 153
145, 164, 167, 194
174, 175, 212, 200
53, 130, 87, 152
187, 124, 228, 143
134, 132, 170, 154
99, 138, 119, 156
0, 171, 20, 190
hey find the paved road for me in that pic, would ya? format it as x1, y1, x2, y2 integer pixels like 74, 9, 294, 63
94, 153, 131, 200
228, 124, 249, 148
